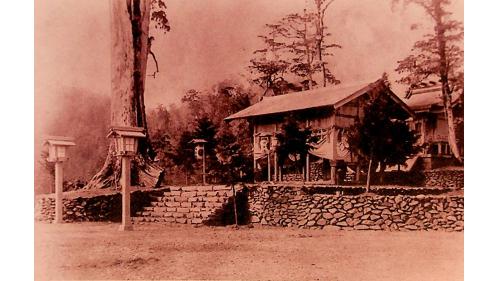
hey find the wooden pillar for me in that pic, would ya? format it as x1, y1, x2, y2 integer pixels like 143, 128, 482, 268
273, 151, 278, 182
202, 143, 206, 185
437, 142, 442, 155
253, 156, 257, 183
330, 163, 337, 185
54, 161, 64, 224
119, 156, 133, 231
355, 164, 361, 183
331, 126, 338, 185
305, 153, 310, 182
267, 153, 271, 182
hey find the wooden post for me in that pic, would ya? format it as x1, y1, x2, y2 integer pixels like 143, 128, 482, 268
274, 152, 278, 182
305, 153, 310, 182
355, 164, 361, 183
54, 161, 64, 224
119, 156, 133, 231
232, 184, 238, 226
366, 151, 374, 193
267, 153, 271, 182
330, 124, 338, 184
202, 143, 206, 185
330, 163, 337, 185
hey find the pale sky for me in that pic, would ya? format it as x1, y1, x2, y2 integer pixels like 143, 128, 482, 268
35, 0, 463, 135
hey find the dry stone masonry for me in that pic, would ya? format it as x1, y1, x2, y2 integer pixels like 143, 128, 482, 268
35, 188, 165, 222
35, 186, 236, 226
247, 185, 463, 231
131, 185, 234, 225
36, 182, 464, 232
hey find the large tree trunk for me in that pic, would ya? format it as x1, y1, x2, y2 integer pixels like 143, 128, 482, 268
85, 0, 164, 189
434, 1, 463, 163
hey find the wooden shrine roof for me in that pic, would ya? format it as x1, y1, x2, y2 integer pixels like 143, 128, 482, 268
225, 79, 414, 121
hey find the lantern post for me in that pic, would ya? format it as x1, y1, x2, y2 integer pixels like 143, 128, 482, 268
43, 136, 76, 224
107, 126, 146, 231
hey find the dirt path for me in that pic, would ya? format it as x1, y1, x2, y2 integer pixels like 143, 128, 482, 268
35, 222, 463, 281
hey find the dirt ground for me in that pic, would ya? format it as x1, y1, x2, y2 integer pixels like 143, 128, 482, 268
35, 222, 463, 281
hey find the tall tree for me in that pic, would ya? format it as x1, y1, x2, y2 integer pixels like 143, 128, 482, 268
394, 0, 463, 162
347, 95, 419, 191
249, 4, 341, 95
86, 0, 170, 189
248, 23, 293, 96
312, 0, 341, 87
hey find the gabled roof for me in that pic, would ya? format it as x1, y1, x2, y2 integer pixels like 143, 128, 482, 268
405, 85, 462, 112
225, 79, 414, 121
43, 136, 76, 147
107, 126, 146, 138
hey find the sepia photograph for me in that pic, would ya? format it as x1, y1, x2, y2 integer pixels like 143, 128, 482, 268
29, 0, 470, 280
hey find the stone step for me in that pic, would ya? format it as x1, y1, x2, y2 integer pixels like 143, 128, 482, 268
136, 208, 221, 218
132, 216, 204, 224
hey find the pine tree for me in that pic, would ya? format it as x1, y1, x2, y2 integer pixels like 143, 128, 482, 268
394, 0, 463, 162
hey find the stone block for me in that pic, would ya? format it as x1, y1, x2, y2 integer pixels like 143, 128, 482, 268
165, 202, 181, 207
333, 213, 345, 219
200, 211, 212, 218
343, 202, 353, 211
322, 213, 333, 220
197, 186, 214, 192
354, 225, 370, 230
306, 220, 316, 226
182, 192, 197, 198
181, 202, 192, 208
317, 219, 327, 226
214, 185, 231, 191
176, 218, 187, 224
154, 207, 167, 212
191, 218, 203, 224
177, 207, 190, 213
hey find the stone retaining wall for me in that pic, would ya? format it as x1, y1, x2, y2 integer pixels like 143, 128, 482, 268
35, 188, 165, 222
247, 185, 463, 231
278, 168, 463, 189
423, 170, 463, 188
35, 185, 236, 225
384, 170, 464, 188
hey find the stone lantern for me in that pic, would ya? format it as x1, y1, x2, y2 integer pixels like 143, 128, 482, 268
189, 139, 207, 185
43, 136, 76, 224
107, 126, 146, 231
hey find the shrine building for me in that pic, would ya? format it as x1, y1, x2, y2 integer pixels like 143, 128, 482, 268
225, 78, 414, 183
